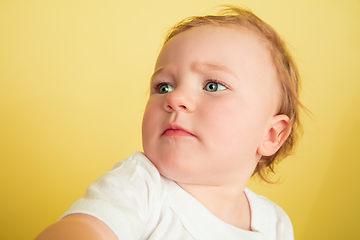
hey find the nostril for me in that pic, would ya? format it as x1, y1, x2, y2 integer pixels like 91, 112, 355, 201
165, 100, 192, 112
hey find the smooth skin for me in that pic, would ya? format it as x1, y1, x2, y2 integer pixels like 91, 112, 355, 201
36, 25, 291, 239
35, 214, 117, 240
142, 25, 291, 230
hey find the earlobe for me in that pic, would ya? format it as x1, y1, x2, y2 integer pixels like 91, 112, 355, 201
257, 114, 291, 156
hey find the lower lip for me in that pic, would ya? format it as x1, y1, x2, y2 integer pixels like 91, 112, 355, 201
163, 129, 194, 137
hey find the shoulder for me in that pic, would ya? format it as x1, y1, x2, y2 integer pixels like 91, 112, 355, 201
62, 152, 165, 239
245, 188, 294, 240
91, 152, 161, 192
82, 152, 161, 202
108, 151, 160, 180
83, 151, 163, 203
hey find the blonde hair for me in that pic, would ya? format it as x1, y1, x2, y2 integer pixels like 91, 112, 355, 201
163, 6, 304, 183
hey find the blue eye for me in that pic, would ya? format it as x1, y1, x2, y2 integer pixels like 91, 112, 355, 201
158, 83, 174, 94
204, 82, 227, 92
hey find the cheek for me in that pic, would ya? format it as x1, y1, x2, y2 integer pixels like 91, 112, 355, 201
200, 98, 243, 129
142, 102, 157, 143
142, 98, 167, 149
200, 98, 265, 148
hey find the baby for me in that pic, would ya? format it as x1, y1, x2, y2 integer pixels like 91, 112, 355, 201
36, 6, 302, 240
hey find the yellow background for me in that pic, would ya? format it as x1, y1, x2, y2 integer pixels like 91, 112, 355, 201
1, 0, 359, 239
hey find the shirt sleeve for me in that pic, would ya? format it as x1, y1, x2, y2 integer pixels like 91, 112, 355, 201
271, 202, 294, 240
244, 188, 294, 240
61, 152, 161, 239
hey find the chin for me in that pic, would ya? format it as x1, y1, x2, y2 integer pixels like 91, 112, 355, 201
150, 151, 200, 182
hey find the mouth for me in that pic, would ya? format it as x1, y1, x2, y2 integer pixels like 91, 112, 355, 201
162, 123, 195, 137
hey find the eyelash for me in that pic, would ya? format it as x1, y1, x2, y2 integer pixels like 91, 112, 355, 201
153, 81, 171, 92
152, 79, 230, 92
204, 79, 230, 90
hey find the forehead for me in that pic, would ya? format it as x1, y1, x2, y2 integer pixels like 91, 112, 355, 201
157, 26, 276, 83
155, 25, 274, 75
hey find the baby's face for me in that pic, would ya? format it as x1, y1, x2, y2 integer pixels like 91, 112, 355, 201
142, 25, 281, 185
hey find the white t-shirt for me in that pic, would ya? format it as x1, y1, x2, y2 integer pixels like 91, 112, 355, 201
62, 152, 294, 240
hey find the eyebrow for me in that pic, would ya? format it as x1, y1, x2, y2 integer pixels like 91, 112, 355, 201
150, 62, 238, 81
150, 67, 166, 82
192, 62, 238, 79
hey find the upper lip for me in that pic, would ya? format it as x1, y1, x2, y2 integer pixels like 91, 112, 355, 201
162, 123, 195, 137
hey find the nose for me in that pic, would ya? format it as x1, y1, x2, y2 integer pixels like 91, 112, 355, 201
164, 88, 195, 113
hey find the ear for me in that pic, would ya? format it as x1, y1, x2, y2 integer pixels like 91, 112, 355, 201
257, 114, 291, 156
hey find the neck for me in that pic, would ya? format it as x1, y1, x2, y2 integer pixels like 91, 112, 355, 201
176, 180, 252, 230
